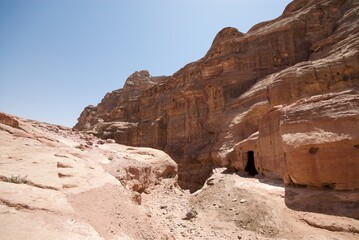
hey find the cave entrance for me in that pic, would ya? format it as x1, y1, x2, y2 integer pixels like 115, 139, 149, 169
245, 151, 258, 176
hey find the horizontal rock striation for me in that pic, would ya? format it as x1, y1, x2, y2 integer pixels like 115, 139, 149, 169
75, 0, 359, 192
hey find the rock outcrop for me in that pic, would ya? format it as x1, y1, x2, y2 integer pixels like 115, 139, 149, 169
103, 144, 177, 193
75, 0, 359, 192
0, 112, 20, 129
0, 112, 178, 239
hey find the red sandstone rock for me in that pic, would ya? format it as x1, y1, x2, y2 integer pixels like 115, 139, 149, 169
75, 0, 359, 192
0, 112, 20, 129
277, 90, 358, 190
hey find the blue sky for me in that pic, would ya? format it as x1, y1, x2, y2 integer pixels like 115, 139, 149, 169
0, 0, 291, 127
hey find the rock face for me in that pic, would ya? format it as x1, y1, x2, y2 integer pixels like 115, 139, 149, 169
253, 90, 359, 189
75, 0, 359, 192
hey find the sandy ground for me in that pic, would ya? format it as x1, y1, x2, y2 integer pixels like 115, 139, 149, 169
140, 170, 359, 240
68, 169, 359, 240
0, 113, 358, 240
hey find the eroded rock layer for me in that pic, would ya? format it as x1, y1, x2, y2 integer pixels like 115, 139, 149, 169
75, 0, 359, 192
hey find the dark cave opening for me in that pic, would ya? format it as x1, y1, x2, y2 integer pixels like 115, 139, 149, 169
245, 151, 258, 176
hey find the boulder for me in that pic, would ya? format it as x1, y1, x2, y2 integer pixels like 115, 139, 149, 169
102, 144, 177, 193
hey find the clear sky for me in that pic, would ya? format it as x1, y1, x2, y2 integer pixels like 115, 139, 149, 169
0, 0, 292, 127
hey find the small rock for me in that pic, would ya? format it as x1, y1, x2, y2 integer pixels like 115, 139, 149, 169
97, 139, 105, 145
206, 177, 215, 185
76, 144, 86, 151
106, 138, 115, 143
232, 198, 237, 202
132, 192, 141, 205
182, 209, 198, 220
240, 199, 246, 203
84, 135, 93, 141
165, 215, 173, 220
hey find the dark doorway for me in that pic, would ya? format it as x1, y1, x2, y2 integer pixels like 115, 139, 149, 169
245, 151, 258, 176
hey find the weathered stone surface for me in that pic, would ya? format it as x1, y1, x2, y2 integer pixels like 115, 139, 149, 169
75, 0, 359, 191
279, 91, 359, 190
231, 90, 359, 190
0, 112, 178, 239
101, 144, 177, 193
0, 112, 20, 129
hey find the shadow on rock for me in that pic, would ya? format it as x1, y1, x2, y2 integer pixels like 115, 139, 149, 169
284, 186, 359, 220
228, 168, 359, 220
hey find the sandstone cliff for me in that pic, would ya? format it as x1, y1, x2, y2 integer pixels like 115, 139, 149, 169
75, 0, 359, 192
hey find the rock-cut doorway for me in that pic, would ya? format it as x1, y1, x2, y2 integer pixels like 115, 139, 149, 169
245, 151, 258, 176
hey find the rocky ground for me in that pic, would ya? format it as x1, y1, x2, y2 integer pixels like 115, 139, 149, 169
0, 112, 358, 240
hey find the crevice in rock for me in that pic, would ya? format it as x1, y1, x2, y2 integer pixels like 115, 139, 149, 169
26, 181, 59, 191
57, 162, 73, 168
58, 173, 73, 178
0, 175, 59, 191
0, 198, 54, 212
62, 184, 78, 189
